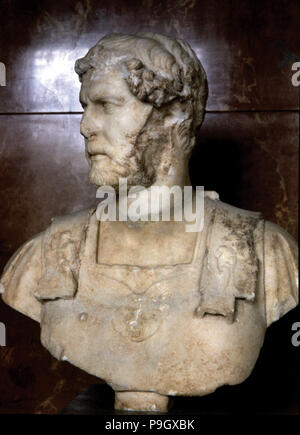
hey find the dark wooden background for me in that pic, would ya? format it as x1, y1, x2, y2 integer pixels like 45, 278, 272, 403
0, 0, 299, 414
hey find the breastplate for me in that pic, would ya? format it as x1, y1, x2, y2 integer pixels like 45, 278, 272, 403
37, 201, 267, 396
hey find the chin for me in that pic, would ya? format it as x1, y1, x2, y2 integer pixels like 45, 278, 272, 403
88, 159, 127, 189
89, 168, 119, 188
88, 159, 154, 190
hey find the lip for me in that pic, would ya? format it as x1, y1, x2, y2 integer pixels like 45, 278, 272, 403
89, 152, 107, 161
86, 147, 106, 157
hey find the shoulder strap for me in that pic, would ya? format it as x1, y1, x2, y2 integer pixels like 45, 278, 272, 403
35, 208, 94, 301
196, 200, 263, 323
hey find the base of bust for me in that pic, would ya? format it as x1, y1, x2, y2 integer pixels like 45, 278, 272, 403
114, 391, 172, 412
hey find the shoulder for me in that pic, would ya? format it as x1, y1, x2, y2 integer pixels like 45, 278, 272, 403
264, 221, 298, 326
204, 197, 263, 236
208, 197, 262, 220
49, 206, 95, 231
0, 231, 44, 322
36, 206, 95, 301
0, 207, 95, 322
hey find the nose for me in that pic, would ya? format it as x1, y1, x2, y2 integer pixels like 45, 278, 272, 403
80, 107, 101, 140
80, 112, 92, 140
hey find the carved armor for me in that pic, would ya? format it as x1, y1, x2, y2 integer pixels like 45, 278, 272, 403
1, 197, 297, 396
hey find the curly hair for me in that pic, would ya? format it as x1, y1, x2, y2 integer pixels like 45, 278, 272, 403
75, 32, 208, 131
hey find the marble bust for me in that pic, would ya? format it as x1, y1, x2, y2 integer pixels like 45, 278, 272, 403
0, 32, 298, 413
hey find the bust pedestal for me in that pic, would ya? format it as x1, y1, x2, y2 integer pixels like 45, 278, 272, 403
114, 391, 171, 412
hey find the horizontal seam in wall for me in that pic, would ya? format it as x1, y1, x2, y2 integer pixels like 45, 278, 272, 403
0, 110, 299, 115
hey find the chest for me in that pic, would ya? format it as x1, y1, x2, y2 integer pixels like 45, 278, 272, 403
40, 261, 266, 396
38, 207, 266, 395
97, 220, 198, 266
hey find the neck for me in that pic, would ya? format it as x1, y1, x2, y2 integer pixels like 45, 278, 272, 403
116, 162, 192, 225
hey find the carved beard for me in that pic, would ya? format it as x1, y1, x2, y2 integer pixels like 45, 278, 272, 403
88, 111, 169, 192
133, 110, 170, 187
87, 152, 152, 191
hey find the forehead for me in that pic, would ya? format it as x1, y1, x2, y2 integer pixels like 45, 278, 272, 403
80, 66, 130, 101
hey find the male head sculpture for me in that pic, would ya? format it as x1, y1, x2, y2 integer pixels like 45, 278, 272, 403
74, 32, 207, 190
0, 32, 298, 413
